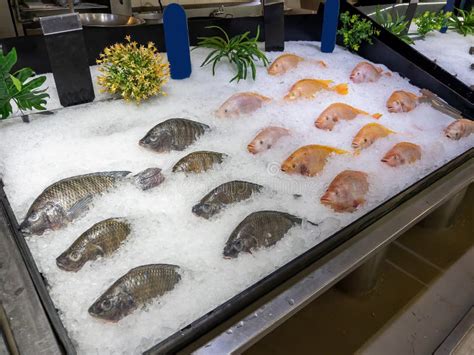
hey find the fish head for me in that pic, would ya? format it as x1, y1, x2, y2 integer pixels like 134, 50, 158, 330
381, 152, 403, 167
56, 247, 87, 272
20, 202, 66, 236
321, 185, 349, 209
139, 129, 173, 152
223, 235, 256, 258
216, 99, 240, 118
281, 154, 311, 176
387, 92, 415, 113
351, 135, 372, 150
267, 61, 283, 75
445, 121, 463, 140
88, 289, 136, 322
350, 68, 367, 83
248, 137, 271, 154
192, 202, 220, 219
315, 113, 338, 130
284, 89, 300, 101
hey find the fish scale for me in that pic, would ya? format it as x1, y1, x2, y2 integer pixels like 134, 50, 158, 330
172, 151, 227, 173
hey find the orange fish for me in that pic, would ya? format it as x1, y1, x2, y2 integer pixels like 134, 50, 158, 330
247, 126, 291, 154
320, 170, 369, 212
350, 62, 391, 83
284, 79, 348, 101
216, 92, 271, 118
315, 103, 382, 130
352, 123, 395, 151
267, 54, 327, 76
281, 145, 348, 177
386, 90, 419, 113
381, 142, 422, 167
444, 118, 474, 140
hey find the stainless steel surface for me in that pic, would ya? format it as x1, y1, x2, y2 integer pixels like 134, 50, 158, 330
419, 187, 468, 229
192, 158, 474, 354
336, 246, 389, 296
359, 248, 474, 355
79, 13, 145, 27
0, 199, 62, 354
0, 303, 19, 355
434, 307, 474, 355
360, 1, 446, 19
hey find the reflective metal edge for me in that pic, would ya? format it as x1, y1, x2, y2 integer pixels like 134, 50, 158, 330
192, 158, 474, 354
40, 13, 82, 35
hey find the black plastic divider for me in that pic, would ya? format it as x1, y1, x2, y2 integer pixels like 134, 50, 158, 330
0, 181, 77, 355
0, 4, 473, 355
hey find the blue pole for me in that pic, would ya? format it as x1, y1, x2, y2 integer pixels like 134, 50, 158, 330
321, 0, 340, 53
163, 3, 192, 79
440, 0, 454, 33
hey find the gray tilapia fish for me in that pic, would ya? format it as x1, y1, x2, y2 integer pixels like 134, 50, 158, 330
223, 211, 318, 258
172, 151, 227, 173
88, 264, 181, 322
139, 118, 210, 153
56, 218, 131, 272
20, 168, 164, 236
192, 180, 263, 219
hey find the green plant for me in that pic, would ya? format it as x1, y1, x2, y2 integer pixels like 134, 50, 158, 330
374, 7, 414, 44
448, 8, 474, 36
197, 26, 269, 83
337, 12, 381, 51
97, 36, 169, 104
414, 10, 452, 38
0, 48, 49, 120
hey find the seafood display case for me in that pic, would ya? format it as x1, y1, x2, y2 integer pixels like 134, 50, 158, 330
0, 2, 473, 354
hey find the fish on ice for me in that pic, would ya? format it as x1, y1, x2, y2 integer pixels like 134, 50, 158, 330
20, 169, 164, 236
267, 53, 327, 76
444, 118, 474, 140
284, 79, 348, 101
216, 92, 271, 118
315, 103, 382, 130
56, 218, 131, 272
139, 118, 210, 153
281, 144, 348, 177
172, 151, 227, 173
192, 180, 263, 219
350, 62, 391, 83
223, 211, 318, 258
247, 126, 291, 154
352, 123, 395, 151
381, 142, 421, 167
88, 264, 181, 322
386, 90, 420, 113
321, 170, 369, 212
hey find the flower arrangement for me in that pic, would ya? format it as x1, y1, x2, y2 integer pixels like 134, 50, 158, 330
96, 36, 170, 104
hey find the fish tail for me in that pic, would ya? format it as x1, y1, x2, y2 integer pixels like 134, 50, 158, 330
313, 60, 328, 68
133, 168, 165, 190
372, 113, 383, 119
333, 83, 349, 95
332, 147, 350, 155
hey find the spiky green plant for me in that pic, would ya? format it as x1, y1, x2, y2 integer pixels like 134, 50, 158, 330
414, 10, 452, 38
374, 7, 414, 44
197, 26, 269, 83
448, 8, 474, 36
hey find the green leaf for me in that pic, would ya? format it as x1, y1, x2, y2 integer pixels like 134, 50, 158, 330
10, 74, 21, 92
0, 48, 17, 74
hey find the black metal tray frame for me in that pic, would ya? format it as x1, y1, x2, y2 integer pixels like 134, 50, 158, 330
0, 3, 473, 354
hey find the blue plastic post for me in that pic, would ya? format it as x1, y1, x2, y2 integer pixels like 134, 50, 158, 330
440, 0, 454, 33
163, 3, 192, 79
321, 0, 339, 53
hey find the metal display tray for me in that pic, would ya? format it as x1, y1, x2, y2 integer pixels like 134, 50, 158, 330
0, 3, 473, 354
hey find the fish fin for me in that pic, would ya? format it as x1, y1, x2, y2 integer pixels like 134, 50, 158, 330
333, 83, 349, 95
353, 149, 361, 156
93, 244, 105, 257
311, 60, 328, 68
384, 72, 392, 77
376, 66, 383, 73
67, 195, 94, 220
372, 113, 383, 119
90, 171, 131, 179
133, 168, 165, 190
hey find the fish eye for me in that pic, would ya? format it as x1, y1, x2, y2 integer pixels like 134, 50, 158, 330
259, 140, 264, 145
150, 136, 158, 142
29, 212, 39, 221
224, 109, 228, 113
234, 240, 243, 251
101, 299, 112, 311
69, 251, 81, 262
364, 138, 368, 143
292, 164, 296, 168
